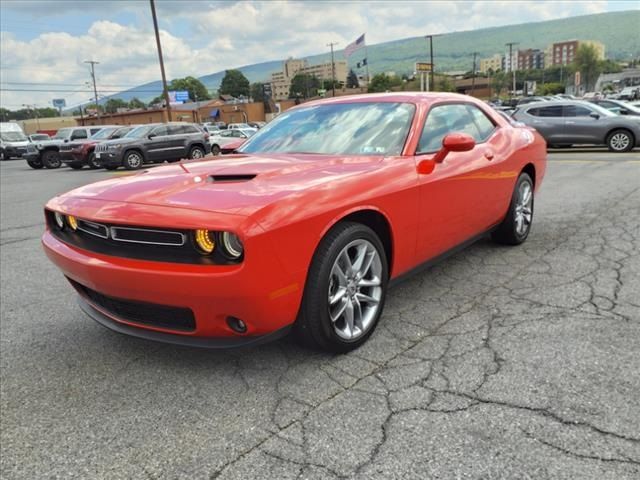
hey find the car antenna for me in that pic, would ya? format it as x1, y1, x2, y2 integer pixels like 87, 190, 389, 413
178, 161, 190, 174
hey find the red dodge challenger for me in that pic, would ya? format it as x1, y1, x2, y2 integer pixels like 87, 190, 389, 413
43, 93, 546, 352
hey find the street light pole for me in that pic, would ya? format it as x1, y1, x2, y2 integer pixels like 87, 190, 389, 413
471, 52, 478, 96
327, 42, 338, 97
84, 60, 100, 123
505, 42, 519, 99
150, 0, 172, 122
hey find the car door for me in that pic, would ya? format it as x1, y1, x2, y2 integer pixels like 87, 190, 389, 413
414, 103, 509, 261
563, 104, 608, 144
145, 125, 169, 161
522, 105, 564, 143
166, 124, 189, 159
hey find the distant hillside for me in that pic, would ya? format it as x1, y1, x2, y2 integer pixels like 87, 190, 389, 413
103, 9, 640, 104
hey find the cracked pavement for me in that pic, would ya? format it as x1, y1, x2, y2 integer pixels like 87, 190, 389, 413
1, 151, 639, 479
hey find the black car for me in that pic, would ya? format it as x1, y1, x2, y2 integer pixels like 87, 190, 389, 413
94, 123, 210, 170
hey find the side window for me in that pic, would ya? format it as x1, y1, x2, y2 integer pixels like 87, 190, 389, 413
536, 105, 563, 117
465, 105, 496, 142
151, 125, 168, 136
167, 125, 184, 135
417, 104, 481, 153
182, 125, 198, 134
89, 128, 102, 135
71, 129, 88, 140
231, 130, 243, 138
564, 105, 593, 117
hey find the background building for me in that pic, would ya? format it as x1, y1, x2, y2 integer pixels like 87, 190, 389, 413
546, 40, 605, 66
517, 49, 545, 70
479, 54, 502, 73
270, 58, 348, 100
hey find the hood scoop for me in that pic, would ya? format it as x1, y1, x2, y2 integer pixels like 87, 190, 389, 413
207, 174, 257, 183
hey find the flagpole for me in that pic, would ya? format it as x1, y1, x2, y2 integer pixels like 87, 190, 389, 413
365, 43, 370, 87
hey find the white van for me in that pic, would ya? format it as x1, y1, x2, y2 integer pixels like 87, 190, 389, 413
0, 122, 30, 160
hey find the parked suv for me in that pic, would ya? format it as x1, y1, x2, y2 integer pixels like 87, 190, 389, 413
24, 126, 103, 169
95, 122, 210, 170
512, 100, 640, 152
60, 125, 133, 169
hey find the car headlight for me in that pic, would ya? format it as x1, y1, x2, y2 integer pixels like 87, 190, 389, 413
220, 232, 244, 259
36, 143, 44, 150
67, 215, 78, 231
54, 212, 65, 230
108, 143, 122, 150
194, 229, 215, 254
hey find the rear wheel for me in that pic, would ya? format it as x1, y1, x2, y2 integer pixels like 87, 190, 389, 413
87, 152, 100, 169
607, 129, 634, 152
491, 172, 534, 245
295, 222, 388, 352
42, 150, 61, 169
123, 151, 143, 170
211, 144, 220, 156
189, 146, 205, 159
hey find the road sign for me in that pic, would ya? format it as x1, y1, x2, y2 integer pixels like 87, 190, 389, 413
175, 90, 189, 102
262, 83, 272, 97
415, 62, 433, 73
52, 98, 66, 108
574, 71, 581, 86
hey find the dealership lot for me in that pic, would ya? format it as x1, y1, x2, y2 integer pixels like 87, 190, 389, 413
1, 151, 639, 479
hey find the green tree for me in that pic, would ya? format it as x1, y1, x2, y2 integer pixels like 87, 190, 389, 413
289, 73, 321, 98
346, 69, 359, 88
436, 76, 456, 92
538, 82, 565, 95
128, 97, 146, 109
367, 73, 402, 93
250, 82, 266, 102
491, 71, 510, 97
167, 76, 211, 102
104, 98, 128, 114
218, 70, 250, 98
571, 44, 602, 92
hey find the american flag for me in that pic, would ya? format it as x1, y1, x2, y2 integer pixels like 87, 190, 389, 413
344, 34, 365, 58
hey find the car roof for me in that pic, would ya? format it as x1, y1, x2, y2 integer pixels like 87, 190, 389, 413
302, 92, 482, 108
518, 99, 594, 109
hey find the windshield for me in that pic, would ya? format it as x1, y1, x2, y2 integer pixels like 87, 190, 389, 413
617, 101, 640, 114
91, 127, 117, 139
124, 125, 154, 138
0, 131, 28, 142
240, 102, 415, 156
53, 128, 73, 139
30, 134, 49, 141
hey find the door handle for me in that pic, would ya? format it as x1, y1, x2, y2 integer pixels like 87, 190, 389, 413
484, 150, 495, 161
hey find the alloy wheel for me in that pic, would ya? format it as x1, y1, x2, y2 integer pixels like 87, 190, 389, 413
126, 152, 143, 169
514, 180, 533, 236
327, 239, 383, 341
610, 133, 630, 151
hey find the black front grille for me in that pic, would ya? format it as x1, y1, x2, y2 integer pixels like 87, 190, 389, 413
69, 278, 196, 331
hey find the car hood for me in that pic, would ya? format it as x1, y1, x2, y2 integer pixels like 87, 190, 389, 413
98, 137, 139, 147
58, 153, 384, 217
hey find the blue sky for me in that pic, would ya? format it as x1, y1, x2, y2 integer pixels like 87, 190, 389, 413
0, 0, 637, 109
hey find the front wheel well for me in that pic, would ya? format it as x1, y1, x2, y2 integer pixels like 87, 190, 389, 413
521, 163, 536, 187
190, 143, 206, 151
336, 210, 393, 274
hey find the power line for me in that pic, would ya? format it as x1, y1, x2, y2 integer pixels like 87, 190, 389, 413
1, 81, 147, 87
0, 88, 160, 93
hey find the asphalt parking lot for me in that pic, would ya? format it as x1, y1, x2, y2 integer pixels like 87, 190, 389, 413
1, 150, 639, 479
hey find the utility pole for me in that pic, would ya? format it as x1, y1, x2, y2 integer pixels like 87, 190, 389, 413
150, 0, 172, 122
84, 60, 101, 123
471, 52, 478, 96
505, 42, 519, 99
426, 35, 435, 91
327, 42, 338, 97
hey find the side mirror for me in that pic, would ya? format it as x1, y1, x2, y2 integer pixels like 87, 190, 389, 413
417, 132, 475, 174
589, 112, 600, 120
433, 132, 475, 164
620, 109, 629, 115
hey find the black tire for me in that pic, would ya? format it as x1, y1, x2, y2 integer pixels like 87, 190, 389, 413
68, 162, 84, 170
189, 146, 205, 159
123, 150, 144, 170
87, 152, 100, 169
27, 160, 44, 169
104, 165, 118, 171
42, 150, 61, 169
211, 144, 221, 156
491, 172, 534, 245
294, 222, 389, 353
607, 129, 634, 153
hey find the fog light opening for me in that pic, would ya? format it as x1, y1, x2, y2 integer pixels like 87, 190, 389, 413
226, 316, 247, 334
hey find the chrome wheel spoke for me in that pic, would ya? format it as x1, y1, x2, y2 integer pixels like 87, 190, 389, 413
329, 287, 347, 305
351, 243, 368, 274
358, 276, 381, 287
353, 299, 364, 332
344, 301, 355, 336
330, 298, 348, 323
356, 292, 379, 305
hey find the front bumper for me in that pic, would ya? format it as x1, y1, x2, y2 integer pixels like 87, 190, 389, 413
95, 150, 124, 167
42, 229, 302, 346
2, 146, 29, 158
